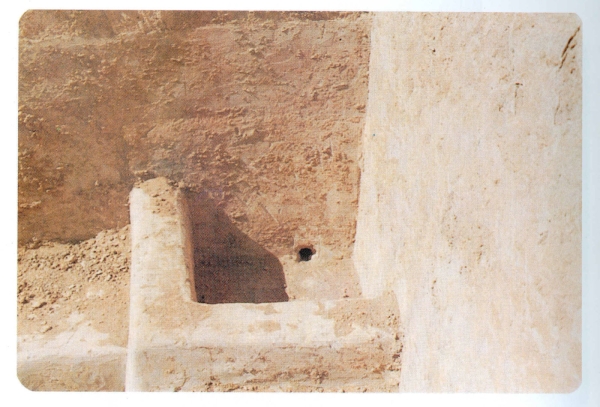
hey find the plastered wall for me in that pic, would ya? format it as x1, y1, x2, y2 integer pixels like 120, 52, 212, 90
354, 13, 581, 391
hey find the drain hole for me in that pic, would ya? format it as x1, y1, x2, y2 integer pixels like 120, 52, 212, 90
298, 247, 314, 262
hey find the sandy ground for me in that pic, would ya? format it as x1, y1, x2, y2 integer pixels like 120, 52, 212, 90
17, 226, 130, 346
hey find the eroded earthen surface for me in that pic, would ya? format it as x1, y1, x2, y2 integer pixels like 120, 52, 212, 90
18, 11, 371, 260
17, 226, 130, 346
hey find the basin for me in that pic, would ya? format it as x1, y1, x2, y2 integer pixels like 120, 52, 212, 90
125, 177, 402, 392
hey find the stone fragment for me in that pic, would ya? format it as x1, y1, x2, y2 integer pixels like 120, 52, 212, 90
31, 300, 46, 309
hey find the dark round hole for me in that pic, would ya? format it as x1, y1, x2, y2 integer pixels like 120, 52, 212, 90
298, 247, 314, 262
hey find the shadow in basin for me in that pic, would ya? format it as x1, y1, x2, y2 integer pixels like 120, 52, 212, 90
186, 191, 288, 304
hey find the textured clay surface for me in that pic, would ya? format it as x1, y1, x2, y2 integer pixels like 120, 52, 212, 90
18, 10, 370, 260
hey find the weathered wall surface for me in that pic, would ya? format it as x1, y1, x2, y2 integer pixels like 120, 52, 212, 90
354, 13, 581, 391
19, 11, 370, 259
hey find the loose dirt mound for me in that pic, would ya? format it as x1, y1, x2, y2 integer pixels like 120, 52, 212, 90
17, 226, 131, 346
